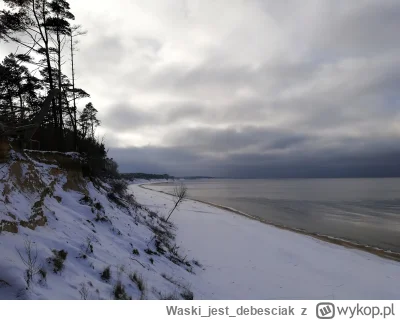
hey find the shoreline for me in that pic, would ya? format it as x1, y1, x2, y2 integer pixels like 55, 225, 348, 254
139, 183, 400, 263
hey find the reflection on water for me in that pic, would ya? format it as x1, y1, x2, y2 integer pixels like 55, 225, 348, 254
148, 178, 400, 252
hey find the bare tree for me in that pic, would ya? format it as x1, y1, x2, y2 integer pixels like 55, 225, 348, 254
166, 183, 188, 222
16, 239, 40, 288
146, 183, 187, 246
78, 282, 89, 300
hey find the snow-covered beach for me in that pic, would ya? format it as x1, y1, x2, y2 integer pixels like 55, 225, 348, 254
1, 150, 399, 300
131, 183, 400, 299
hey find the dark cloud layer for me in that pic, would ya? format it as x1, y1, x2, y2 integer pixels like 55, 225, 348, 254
109, 125, 400, 178
98, 0, 400, 178
110, 143, 400, 178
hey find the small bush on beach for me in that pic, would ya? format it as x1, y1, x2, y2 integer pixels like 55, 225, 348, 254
38, 268, 47, 283
155, 239, 166, 254
144, 248, 157, 255
94, 202, 103, 211
48, 249, 68, 274
100, 266, 111, 281
113, 281, 131, 300
110, 180, 128, 197
129, 272, 146, 293
95, 213, 109, 223
181, 288, 194, 300
192, 260, 202, 268
80, 195, 93, 205
86, 238, 94, 254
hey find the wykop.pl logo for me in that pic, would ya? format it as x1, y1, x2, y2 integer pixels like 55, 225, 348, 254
316, 302, 335, 319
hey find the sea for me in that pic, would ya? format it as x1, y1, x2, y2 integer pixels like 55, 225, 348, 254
147, 178, 400, 253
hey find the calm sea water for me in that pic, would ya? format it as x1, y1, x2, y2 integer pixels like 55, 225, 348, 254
148, 178, 400, 252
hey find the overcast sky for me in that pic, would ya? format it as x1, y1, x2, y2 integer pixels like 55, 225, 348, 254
3, 0, 400, 177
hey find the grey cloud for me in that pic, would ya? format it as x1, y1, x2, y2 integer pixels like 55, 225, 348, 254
81, 35, 125, 73
164, 126, 310, 154
110, 138, 400, 178
109, 145, 203, 175
81, 0, 400, 177
133, 37, 162, 53
102, 97, 276, 133
164, 103, 205, 122
102, 102, 205, 131
102, 103, 155, 131
317, 1, 400, 57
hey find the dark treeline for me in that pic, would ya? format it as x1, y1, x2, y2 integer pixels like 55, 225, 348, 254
122, 173, 175, 181
0, 0, 115, 177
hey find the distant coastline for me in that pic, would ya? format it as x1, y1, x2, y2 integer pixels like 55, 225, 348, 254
121, 172, 216, 182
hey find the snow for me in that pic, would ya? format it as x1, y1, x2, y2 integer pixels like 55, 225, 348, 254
0, 157, 201, 300
131, 184, 400, 299
1, 151, 399, 300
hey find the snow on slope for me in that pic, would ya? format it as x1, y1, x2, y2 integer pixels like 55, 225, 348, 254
132, 184, 400, 299
0, 151, 201, 300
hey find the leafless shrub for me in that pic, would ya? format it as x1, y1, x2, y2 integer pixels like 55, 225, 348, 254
151, 287, 179, 300
169, 244, 179, 256
129, 271, 146, 294
134, 214, 140, 225
38, 268, 47, 285
181, 288, 194, 300
161, 273, 180, 286
113, 281, 131, 300
16, 240, 40, 288
125, 193, 137, 206
161, 273, 192, 293
110, 179, 128, 196
95, 213, 110, 223
166, 183, 187, 222
78, 236, 95, 259
117, 264, 125, 280
146, 218, 176, 247
85, 237, 94, 253
79, 282, 90, 300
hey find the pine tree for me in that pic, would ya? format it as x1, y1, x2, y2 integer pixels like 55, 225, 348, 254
45, 0, 75, 136
0, 0, 60, 129
79, 102, 100, 139
0, 54, 33, 123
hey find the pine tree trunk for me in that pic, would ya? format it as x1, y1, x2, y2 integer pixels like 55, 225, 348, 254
56, 27, 64, 150
19, 93, 24, 121
41, 1, 59, 130
70, 35, 78, 150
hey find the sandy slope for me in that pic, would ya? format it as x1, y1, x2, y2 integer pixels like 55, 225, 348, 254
131, 184, 400, 299
0, 153, 201, 300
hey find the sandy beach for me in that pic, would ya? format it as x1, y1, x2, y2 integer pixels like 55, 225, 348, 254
130, 183, 400, 299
